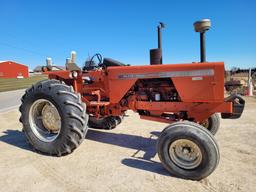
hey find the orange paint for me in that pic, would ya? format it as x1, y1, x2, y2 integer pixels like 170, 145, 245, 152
46, 62, 240, 123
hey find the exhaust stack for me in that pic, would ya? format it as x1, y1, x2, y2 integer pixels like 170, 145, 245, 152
158, 22, 165, 50
194, 19, 211, 62
150, 22, 165, 65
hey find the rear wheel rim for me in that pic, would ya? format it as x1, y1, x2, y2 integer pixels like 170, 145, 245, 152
29, 99, 61, 142
169, 139, 202, 169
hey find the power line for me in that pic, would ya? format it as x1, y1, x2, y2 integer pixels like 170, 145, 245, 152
0, 32, 65, 62
0, 41, 46, 57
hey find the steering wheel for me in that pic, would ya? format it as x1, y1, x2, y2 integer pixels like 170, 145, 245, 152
90, 53, 103, 67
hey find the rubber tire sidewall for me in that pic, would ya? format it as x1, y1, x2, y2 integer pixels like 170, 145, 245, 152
206, 113, 220, 135
157, 122, 219, 180
20, 80, 88, 155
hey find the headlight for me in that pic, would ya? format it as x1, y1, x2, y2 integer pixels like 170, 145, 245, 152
69, 71, 78, 79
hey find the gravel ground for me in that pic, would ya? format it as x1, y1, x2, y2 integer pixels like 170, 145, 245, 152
0, 97, 255, 192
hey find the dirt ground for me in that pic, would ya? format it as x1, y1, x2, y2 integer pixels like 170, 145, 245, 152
0, 97, 256, 192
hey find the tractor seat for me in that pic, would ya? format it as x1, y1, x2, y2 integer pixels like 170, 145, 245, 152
101, 58, 127, 67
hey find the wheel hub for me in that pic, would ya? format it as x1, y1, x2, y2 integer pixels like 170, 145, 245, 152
29, 99, 61, 142
169, 139, 202, 169
42, 104, 61, 132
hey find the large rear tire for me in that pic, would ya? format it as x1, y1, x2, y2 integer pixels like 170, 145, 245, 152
157, 121, 219, 180
19, 79, 88, 156
88, 116, 123, 130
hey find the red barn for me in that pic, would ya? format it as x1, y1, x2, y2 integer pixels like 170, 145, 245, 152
0, 61, 29, 78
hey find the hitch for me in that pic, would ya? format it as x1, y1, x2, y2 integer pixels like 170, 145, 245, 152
221, 94, 245, 119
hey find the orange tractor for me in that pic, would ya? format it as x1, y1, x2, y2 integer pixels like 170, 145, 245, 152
19, 19, 244, 180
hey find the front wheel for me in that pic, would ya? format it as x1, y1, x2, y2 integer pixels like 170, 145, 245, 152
157, 121, 219, 180
200, 113, 220, 135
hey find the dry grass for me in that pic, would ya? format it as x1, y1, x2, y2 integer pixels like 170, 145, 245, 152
0, 75, 47, 92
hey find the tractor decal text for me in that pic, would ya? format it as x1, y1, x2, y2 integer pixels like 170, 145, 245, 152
118, 69, 214, 79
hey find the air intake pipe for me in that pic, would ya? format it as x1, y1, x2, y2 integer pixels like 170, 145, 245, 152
193, 19, 211, 62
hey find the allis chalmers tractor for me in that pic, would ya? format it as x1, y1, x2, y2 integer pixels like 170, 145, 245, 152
19, 19, 244, 180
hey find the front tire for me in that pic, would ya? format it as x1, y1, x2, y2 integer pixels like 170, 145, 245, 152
157, 121, 219, 180
19, 79, 88, 156
200, 113, 220, 135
